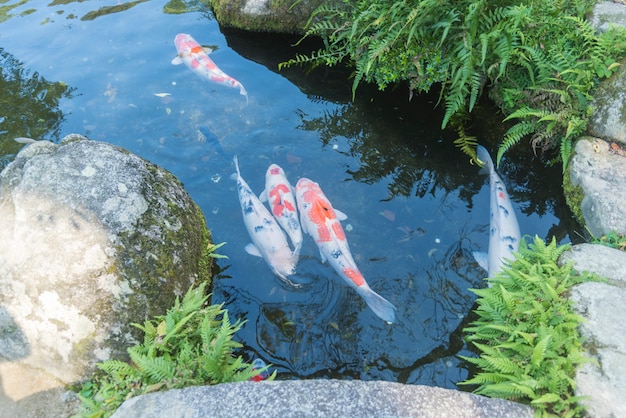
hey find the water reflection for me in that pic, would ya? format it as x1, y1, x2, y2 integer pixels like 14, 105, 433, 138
0, 48, 75, 168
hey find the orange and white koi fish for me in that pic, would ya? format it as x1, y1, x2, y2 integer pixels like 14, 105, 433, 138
260, 164, 303, 258
172, 33, 248, 102
234, 156, 298, 285
295, 178, 397, 323
472, 145, 521, 281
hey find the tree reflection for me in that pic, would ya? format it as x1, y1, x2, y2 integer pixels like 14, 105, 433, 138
80, 0, 148, 20
296, 88, 487, 208
0, 48, 75, 169
295, 89, 581, 243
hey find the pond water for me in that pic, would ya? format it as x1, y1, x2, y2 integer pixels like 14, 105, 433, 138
0, 0, 581, 389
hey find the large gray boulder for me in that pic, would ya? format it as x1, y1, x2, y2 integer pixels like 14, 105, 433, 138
111, 379, 534, 418
560, 244, 626, 418
566, 137, 626, 236
0, 135, 212, 386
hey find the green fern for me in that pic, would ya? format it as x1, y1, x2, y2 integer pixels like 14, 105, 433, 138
282, 0, 626, 168
77, 282, 274, 417
460, 236, 592, 416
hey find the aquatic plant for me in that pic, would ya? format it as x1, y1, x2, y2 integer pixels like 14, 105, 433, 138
460, 236, 592, 417
77, 281, 274, 418
281, 0, 626, 169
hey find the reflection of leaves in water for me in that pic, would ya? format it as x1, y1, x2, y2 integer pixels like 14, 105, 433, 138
0, 48, 75, 160
0, 0, 29, 24
0, 0, 209, 23
163, 0, 212, 16
257, 301, 359, 377
297, 104, 484, 205
80, 0, 148, 20
297, 97, 580, 241
0, 154, 16, 171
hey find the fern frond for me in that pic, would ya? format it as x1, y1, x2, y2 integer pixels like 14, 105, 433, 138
530, 335, 551, 368
497, 120, 536, 165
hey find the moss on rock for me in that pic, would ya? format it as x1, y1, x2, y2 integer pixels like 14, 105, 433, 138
563, 159, 585, 227
209, 0, 329, 34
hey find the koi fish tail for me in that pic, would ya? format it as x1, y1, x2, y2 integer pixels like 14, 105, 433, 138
357, 287, 397, 324
274, 269, 303, 289
239, 84, 249, 105
476, 145, 494, 174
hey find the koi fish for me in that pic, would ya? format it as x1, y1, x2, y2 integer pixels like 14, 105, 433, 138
259, 164, 303, 258
295, 178, 397, 324
233, 156, 298, 285
472, 145, 521, 280
172, 33, 248, 103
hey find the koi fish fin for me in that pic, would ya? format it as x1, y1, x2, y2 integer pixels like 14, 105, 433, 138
171, 56, 183, 65
358, 287, 397, 324
203, 47, 213, 54
319, 250, 327, 263
334, 209, 348, 221
245, 243, 262, 257
259, 189, 268, 202
472, 251, 489, 272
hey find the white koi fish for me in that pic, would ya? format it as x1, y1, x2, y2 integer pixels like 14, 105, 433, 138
172, 33, 248, 103
295, 178, 397, 324
260, 164, 303, 258
233, 156, 298, 285
473, 145, 521, 280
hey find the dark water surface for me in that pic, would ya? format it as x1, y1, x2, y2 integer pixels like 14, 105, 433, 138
0, 0, 581, 389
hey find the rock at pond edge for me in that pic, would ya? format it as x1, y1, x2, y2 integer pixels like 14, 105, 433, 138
0, 135, 214, 384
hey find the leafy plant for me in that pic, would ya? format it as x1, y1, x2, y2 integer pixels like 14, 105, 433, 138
589, 230, 626, 252
282, 0, 626, 169
460, 236, 591, 417
77, 282, 273, 417
207, 241, 229, 259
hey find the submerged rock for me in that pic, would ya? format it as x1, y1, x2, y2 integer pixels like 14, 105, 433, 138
0, 135, 213, 385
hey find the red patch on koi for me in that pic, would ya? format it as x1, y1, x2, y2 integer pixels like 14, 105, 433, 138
269, 184, 295, 217
269, 167, 281, 175
343, 267, 364, 287
303, 191, 334, 242
332, 221, 345, 241
498, 191, 506, 200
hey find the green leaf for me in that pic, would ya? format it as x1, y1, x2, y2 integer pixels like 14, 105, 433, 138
531, 393, 562, 404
